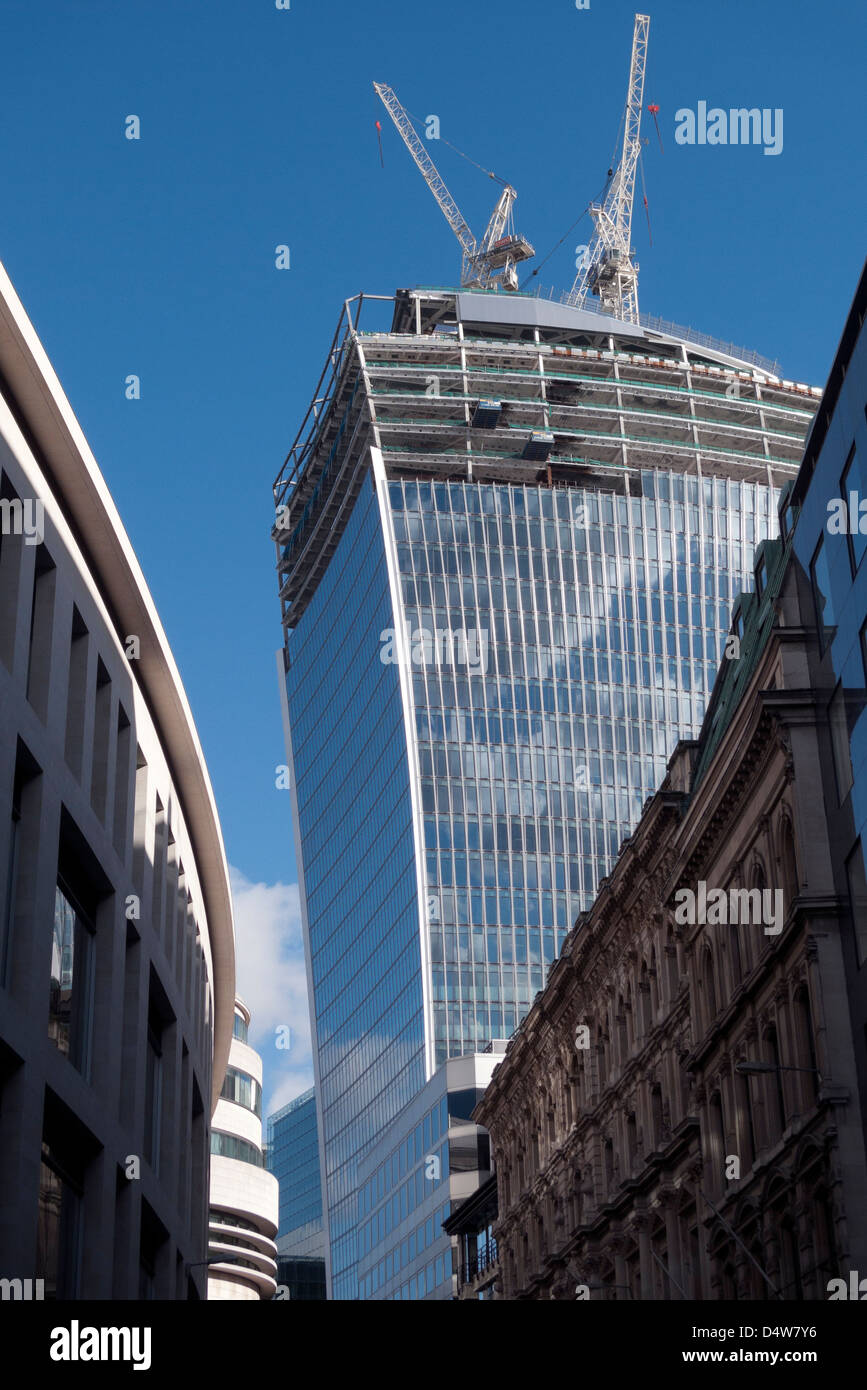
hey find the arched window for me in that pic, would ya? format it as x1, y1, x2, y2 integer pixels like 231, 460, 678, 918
649, 945, 660, 1018
700, 945, 718, 1030
738, 900, 753, 976
763, 1023, 787, 1138
617, 994, 629, 1064
639, 960, 652, 1035
529, 1118, 540, 1172
665, 926, 680, 1000
794, 986, 820, 1106
651, 1082, 664, 1148
780, 817, 799, 905
730, 904, 744, 986
709, 1090, 726, 1190
735, 1065, 756, 1169
626, 1111, 638, 1170
598, 1032, 608, 1093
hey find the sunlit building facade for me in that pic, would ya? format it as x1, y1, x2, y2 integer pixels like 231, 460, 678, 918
0, 258, 235, 1299
273, 286, 820, 1297
208, 999, 279, 1300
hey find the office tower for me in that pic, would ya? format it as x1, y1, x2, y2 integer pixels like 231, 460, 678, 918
272, 285, 821, 1298
208, 998, 279, 1299
0, 259, 235, 1298
267, 1088, 327, 1299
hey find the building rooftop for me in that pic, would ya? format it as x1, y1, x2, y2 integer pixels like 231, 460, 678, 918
273, 286, 820, 637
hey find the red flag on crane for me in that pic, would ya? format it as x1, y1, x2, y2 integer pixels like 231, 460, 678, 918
375, 119, 384, 168
647, 104, 664, 154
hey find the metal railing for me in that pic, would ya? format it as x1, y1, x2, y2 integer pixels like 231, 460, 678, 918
531, 285, 781, 376
461, 1238, 498, 1285
406, 283, 781, 375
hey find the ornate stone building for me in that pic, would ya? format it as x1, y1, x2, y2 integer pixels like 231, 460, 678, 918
475, 478, 867, 1300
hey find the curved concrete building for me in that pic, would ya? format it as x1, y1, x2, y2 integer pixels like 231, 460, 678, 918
208, 998, 278, 1299
0, 259, 235, 1298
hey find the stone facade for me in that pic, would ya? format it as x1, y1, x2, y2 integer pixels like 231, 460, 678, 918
0, 258, 235, 1299
475, 496, 867, 1300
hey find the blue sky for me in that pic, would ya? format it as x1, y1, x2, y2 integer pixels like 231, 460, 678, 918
1, 0, 864, 1110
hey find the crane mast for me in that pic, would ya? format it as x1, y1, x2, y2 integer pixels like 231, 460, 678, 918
568, 13, 650, 322
373, 81, 533, 292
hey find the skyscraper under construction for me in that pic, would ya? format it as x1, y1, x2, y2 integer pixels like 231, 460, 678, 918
271, 16, 822, 1300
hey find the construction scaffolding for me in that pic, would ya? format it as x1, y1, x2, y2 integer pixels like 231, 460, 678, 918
272, 288, 820, 638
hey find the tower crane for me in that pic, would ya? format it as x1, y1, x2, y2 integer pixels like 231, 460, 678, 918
567, 13, 650, 322
373, 82, 534, 292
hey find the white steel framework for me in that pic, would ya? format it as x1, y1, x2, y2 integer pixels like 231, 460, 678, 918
373, 82, 533, 292
568, 13, 650, 322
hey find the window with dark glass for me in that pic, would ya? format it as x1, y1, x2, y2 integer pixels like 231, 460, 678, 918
37, 1096, 95, 1301
841, 445, 866, 574
764, 1024, 787, 1136
845, 840, 867, 967
139, 1199, 167, 1301
48, 883, 94, 1074
754, 556, 766, 598
37, 1142, 82, 1300
0, 741, 37, 987
144, 1018, 162, 1173
220, 1065, 262, 1118
809, 535, 835, 654
210, 1130, 264, 1167
1, 801, 16, 987
829, 682, 854, 803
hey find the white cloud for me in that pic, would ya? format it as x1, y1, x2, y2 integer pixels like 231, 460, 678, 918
228, 866, 315, 1118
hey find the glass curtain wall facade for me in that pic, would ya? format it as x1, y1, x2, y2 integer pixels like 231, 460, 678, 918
283, 478, 426, 1298
392, 469, 776, 1061
274, 288, 819, 1298
267, 1088, 325, 1247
